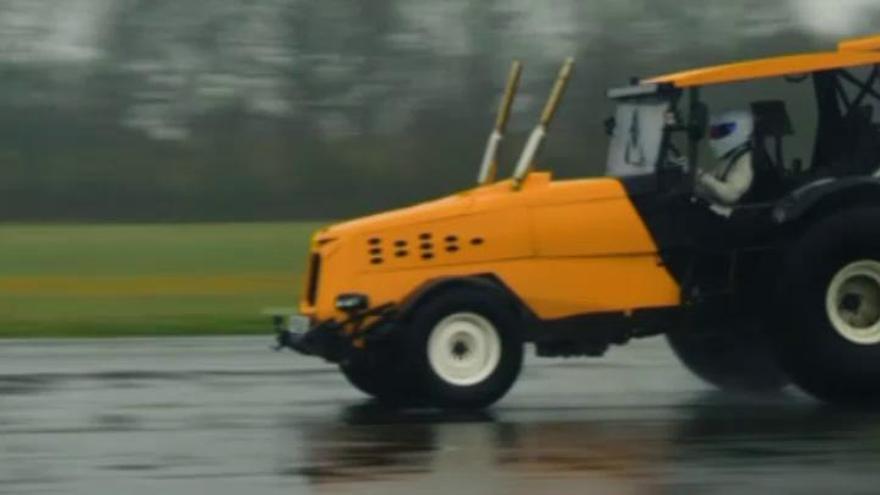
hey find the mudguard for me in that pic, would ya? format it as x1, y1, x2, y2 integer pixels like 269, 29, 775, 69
773, 176, 880, 225
396, 274, 529, 323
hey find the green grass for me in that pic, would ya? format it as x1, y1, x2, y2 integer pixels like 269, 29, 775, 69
0, 222, 325, 337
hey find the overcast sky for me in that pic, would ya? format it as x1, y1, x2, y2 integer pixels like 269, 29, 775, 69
0, 0, 879, 141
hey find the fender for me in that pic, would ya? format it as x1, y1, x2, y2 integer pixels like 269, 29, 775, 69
773, 176, 880, 225
396, 274, 533, 323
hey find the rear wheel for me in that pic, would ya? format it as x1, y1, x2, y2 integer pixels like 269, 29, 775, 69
825, 260, 880, 345
405, 286, 524, 409
666, 318, 788, 393
773, 207, 880, 404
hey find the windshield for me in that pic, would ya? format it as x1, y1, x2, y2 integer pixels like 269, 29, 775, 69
605, 99, 670, 177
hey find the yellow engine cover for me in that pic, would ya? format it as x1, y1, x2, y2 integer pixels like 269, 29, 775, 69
302, 172, 680, 322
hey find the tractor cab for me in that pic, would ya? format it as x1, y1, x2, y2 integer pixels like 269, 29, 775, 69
598, 36, 880, 324
603, 84, 798, 212
599, 37, 880, 248
625, 35, 880, 209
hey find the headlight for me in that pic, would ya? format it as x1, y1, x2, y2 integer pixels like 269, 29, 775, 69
335, 293, 369, 313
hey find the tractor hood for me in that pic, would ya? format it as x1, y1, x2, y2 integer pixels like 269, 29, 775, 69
315, 172, 627, 242
316, 190, 475, 242
315, 173, 541, 241
299, 172, 658, 322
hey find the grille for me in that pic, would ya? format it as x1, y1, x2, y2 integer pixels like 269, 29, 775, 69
305, 253, 321, 306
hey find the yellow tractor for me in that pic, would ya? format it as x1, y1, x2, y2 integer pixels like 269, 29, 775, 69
275, 34, 880, 408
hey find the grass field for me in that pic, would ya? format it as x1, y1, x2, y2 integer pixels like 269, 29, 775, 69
0, 222, 324, 337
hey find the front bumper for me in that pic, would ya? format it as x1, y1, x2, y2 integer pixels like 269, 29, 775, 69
272, 305, 397, 363
273, 315, 352, 362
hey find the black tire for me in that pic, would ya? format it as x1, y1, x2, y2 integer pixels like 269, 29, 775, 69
339, 348, 421, 404
666, 318, 788, 393
404, 286, 524, 409
773, 207, 880, 404
339, 352, 385, 397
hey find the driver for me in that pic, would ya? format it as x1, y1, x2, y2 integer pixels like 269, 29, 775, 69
696, 110, 755, 215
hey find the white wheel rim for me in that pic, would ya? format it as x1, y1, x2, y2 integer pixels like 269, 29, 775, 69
826, 260, 880, 345
427, 312, 501, 387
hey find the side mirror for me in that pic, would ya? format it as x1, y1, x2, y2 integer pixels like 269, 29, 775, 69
604, 116, 616, 137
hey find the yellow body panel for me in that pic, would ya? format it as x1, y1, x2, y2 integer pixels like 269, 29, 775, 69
645, 33, 880, 88
301, 172, 680, 322
839, 34, 880, 52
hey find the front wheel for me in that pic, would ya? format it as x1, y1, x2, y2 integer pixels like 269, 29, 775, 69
773, 207, 880, 404
405, 286, 524, 409
339, 348, 420, 404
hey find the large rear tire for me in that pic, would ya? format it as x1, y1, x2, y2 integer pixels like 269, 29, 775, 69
666, 318, 788, 393
773, 207, 880, 404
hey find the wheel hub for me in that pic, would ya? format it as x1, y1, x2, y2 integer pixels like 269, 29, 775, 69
840, 292, 862, 313
427, 312, 502, 386
451, 339, 471, 360
826, 260, 880, 345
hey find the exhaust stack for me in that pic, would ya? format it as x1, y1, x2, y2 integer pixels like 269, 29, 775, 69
477, 60, 523, 185
512, 57, 575, 189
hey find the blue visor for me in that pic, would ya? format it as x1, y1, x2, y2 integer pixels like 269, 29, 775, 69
709, 122, 736, 139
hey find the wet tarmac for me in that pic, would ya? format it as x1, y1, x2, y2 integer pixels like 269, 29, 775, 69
2, 336, 880, 494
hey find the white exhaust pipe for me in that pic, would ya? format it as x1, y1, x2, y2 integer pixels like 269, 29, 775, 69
477, 60, 523, 185
512, 57, 574, 189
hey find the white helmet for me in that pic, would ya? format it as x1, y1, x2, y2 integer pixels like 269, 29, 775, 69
708, 110, 754, 159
